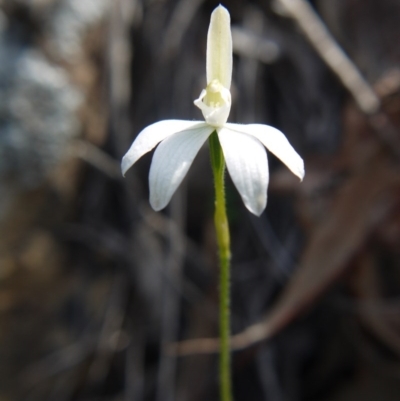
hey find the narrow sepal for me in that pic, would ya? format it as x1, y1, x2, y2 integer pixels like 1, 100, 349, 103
218, 127, 269, 216
149, 125, 214, 210
121, 120, 205, 176
225, 123, 305, 180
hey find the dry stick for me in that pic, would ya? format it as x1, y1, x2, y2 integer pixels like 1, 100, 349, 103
166, 307, 288, 356
156, 185, 186, 401
108, 0, 135, 153
276, 0, 380, 115
162, 0, 205, 58
70, 139, 122, 179
277, 0, 400, 159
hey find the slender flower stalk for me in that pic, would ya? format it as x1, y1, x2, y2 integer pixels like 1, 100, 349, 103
209, 131, 232, 401
205, 10, 234, 399
121, 5, 304, 401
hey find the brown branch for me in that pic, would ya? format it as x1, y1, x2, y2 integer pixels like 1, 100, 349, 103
165, 308, 290, 356
275, 0, 380, 115
166, 162, 400, 357
275, 0, 400, 158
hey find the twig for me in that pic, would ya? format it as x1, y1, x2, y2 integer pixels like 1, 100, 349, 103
162, 0, 205, 59
70, 139, 122, 179
275, 0, 380, 115
107, 0, 136, 153
232, 26, 280, 64
125, 320, 145, 401
275, 0, 400, 158
165, 309, 286, 356
156, 188, 186, 401
87, 274, 128, 383
22, 334, 96, 385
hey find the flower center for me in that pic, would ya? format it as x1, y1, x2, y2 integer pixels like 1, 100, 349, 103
194, 79, 232, 127
204, 79, 230, 108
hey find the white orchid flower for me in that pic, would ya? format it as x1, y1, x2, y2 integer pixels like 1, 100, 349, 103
122, 5, 304, 216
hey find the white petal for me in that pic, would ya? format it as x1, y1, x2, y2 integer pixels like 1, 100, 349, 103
218, 127, 269, 216
149, 125, 214, 211
121, 120, 205, 176
225, 123, 304, 180
207, 5, 232, 89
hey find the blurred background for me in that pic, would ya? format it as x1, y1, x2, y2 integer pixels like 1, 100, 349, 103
1, 0, 400, 400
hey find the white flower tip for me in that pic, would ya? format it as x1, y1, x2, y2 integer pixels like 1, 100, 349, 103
238, 185, 267, 216
207, 4, 232, 89
149, 182, 167, 211
214, 4, 229, 17
149, 197, 165, 212
121, 155, 131, 177
295, 159, 305, 182
245, 190, 267, 216
246, 198, 266, 217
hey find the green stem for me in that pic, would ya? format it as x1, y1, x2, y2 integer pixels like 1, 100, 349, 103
209, 131, 233, 401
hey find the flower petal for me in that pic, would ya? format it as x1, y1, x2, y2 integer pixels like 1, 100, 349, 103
225, 123, 305, 180
218, 127, 269, 216
149, 125, 214, 211
121, 120, 205, 176
207, 5, 232, 89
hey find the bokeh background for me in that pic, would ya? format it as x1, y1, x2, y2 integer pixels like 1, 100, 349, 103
1, 0, 400, 400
